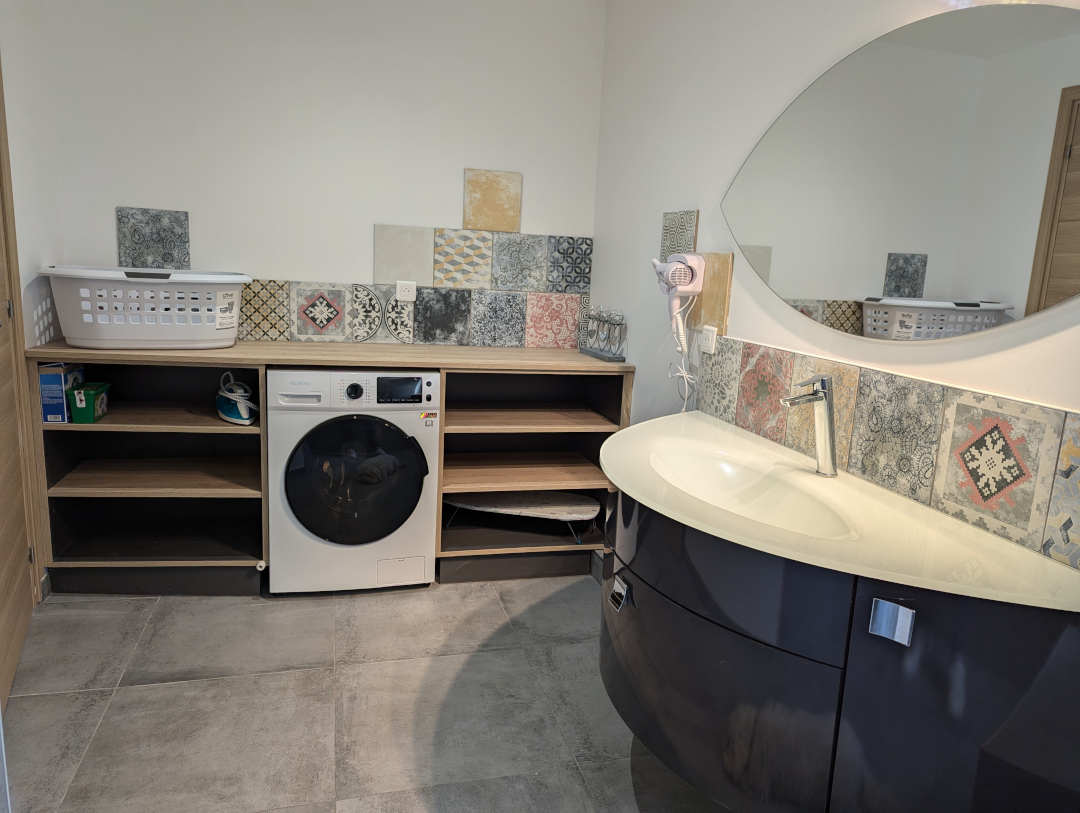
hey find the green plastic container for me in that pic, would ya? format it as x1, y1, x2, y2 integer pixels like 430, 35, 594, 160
66, 382, 111, 424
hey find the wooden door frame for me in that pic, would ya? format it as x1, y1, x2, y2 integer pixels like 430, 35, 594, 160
1026, 84, 1080, 316
0, 58, 44, 602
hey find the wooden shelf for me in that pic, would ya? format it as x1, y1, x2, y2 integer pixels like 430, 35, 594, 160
48, 458, 262, 498
444, 404, 618, 434
42, 402, 259, 434
442, 452, 610, 493
439, 525, 604, 557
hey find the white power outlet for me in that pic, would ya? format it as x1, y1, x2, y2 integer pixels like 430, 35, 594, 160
395, 280, 417, 302
701, 324, 718, 354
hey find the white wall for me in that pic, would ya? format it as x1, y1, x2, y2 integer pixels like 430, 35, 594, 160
593, 0, 1080, 421
0, 0, 605, 286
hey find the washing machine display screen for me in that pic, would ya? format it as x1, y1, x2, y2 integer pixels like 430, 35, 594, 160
377, 376, 422, 404
285, 415, 428, 546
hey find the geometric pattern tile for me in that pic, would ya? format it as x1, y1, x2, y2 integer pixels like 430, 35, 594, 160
369, 284, 414, 344
372, 224, 435, 286
116, 206, 191, 270
1044, 412, 1080, 568
289, 282, 352, 342
659, 210, 698, 262
931, 389, 1065, 551
784, 354, 860, 470
578, 293, 591, 349
348, 284, 384, 343
547, 237, 592, 294
696, 336, 742, 423
525, 292, 580, 348
469, 289, 526, 347
414, 287, 471, 345
463, 169, 522, 233
734, 343, 793, 443
492, 233, 549, 292
238, 279, 290, 342
883, 252, 928, 298
823, 300, 863, 335
848, 369, 945, 504
434, 228, 493, 289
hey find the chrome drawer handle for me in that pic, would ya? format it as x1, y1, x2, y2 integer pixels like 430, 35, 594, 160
609, 575, 630, 613
869, 598, 915, 646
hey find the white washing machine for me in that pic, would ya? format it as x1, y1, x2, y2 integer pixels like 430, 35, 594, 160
268, 369, 439, 593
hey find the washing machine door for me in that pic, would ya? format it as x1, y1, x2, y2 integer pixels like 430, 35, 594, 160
285, 414, 429, 545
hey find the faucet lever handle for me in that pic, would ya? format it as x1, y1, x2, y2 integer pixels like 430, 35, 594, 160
795, 374, 833, 391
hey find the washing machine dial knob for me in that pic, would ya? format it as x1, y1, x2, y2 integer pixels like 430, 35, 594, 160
345, 383, 363, 400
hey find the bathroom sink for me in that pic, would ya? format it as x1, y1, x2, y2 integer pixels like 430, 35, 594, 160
648, 440, 854, 540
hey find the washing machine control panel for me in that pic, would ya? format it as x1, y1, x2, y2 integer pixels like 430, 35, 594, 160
269, 370, 438, 411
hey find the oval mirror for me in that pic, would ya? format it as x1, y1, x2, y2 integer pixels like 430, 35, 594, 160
721, 4, 1080, 341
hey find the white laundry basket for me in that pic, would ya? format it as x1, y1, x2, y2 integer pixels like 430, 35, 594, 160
861, 297, 1012, 341
43, 266, 252, 349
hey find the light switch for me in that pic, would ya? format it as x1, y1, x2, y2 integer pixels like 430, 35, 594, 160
395, 280, 417, 302
701, 324, 718, 354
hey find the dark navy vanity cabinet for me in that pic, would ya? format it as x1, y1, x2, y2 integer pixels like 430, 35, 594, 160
601, 496, 1080, 812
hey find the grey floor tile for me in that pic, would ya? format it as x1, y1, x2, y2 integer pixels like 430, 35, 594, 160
335, 583, 520, 665
493, 576, 600, 644
120, 596, 332, 685
527, 640, 633, 765
578, 748, 726, 812
11, 598, 156, 695
336, 764, 592, 812
268, 804, 336, 813
335, 649, 572, 799
4, 690, 112, 813
60, 669, 334, 813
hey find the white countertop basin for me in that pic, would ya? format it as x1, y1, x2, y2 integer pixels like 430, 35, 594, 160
600, 411, 1080, 613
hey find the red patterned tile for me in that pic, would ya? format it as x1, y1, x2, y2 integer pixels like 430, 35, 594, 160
735, 343, 793, 443
525, 293, 580, 348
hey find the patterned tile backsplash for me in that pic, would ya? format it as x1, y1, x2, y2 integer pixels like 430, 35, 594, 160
883, 252, 928, 298
116, 207, 191, 270
433, 228, 494, 289
689, 335, 1080, 573
289, 282, 352, 342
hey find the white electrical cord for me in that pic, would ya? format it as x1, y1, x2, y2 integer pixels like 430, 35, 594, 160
669, 295, 699, 412
218, 371, 259, 414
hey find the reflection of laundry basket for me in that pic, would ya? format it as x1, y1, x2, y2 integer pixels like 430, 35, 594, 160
42, 265, 251, 349
862, 297, 1011, 341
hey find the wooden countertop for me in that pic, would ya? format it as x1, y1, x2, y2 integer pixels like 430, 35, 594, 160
26, 340, 634, 373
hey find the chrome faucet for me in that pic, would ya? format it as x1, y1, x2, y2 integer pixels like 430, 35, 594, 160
780, 375, 837, 477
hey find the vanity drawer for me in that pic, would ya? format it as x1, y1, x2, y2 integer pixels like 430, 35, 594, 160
612, 494, 854, 666
600, 566, 841, 811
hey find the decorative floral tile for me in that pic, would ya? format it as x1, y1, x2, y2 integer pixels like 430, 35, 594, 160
348, 284, 384, 342
786, 299, 824, 323
734, 343, 794, 443
369, 284, 414, 344
659, 210, 698, 261
491, 233, 549, 291
372, 224, 435, 286
1044, 413, 1080, 568
525, 292, 580, 348
823, 300, 863, 335
433, 228, 493, 289
116, 206, 190, 269
463, 169, 522, 232
547, 236, 592, 294
931, 389, 1065, 551
884, 253, 927, 298
468, 289, 526, 347
238, 279, 290, 342
289, 282, 352, 341
413, 287, 471, 345
697, 336, 742, 423
784, 355, 860, 470
847, 370, 945, 503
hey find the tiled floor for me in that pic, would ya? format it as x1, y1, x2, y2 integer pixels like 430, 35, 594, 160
4, 576, 722, 812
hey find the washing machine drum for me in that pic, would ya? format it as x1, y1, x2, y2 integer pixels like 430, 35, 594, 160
285, 414, 429, 546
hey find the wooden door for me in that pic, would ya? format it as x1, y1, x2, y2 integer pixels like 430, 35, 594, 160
1027, 86, 1080, 314
0, 62, 33, 709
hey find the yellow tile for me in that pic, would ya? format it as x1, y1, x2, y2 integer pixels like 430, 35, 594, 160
463, 169, 522, 232
687, 252, 733, 333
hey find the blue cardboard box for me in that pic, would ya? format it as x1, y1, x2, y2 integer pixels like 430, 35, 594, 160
39, 363, 84, 423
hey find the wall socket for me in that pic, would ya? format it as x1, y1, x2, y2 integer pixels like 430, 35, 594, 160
701, 324, 718, 354
395, 280, 417, 302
